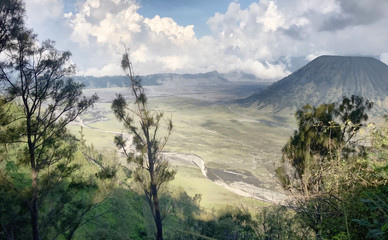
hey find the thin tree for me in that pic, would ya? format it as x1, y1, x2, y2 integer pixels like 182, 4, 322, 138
112, 49, 175, 240
0, 29, 98, 240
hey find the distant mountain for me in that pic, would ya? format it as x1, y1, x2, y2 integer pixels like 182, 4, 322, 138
74, 70, 264, 89
143, 71, 228, 87
241, 56, 388, 112
220, 71, 264, 82
73, 75, 159, 88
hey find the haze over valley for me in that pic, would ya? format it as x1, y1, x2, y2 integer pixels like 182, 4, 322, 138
71, 72, 290, 205
70, 55, 388, 207
1, 1, 388, 239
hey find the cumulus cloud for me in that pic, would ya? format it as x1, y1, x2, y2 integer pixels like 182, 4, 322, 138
320, 0, 388, 31
78, 63, 122, 77
69, 0, 143, 45
65, 0, 201, 76
61, 0, 294, 79
26, 0, 388, 80
144, 15, 196, 46
257, 1, 285, 32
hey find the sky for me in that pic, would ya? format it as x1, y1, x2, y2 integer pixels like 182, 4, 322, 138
25, 0, 388, 80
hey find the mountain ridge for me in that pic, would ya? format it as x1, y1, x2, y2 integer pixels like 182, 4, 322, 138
74, 70, 265, 89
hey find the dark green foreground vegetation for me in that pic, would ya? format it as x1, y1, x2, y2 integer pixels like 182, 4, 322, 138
1, 1, 387, 239
276, 96, 388, 239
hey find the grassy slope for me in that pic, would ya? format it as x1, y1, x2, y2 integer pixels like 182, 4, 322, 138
68, 95, 295, 211
150, 97, 294, 187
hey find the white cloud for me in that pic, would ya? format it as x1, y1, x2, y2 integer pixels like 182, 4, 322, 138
26, 0, 388, 79
64, 12, 73, 18
144, 16, 196, 46
26, 0, 63, 24
78, 63, 122, 77
131, 45, 149, 63
381, 53, 388, 66
306, 51, 334, 61
257, 1, 285, 32
69, 0, 143, 46
298, 0, 340, 14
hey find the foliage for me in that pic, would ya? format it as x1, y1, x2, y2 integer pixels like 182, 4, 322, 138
350, 122, 388, 240
279, 102, 338, 195
212, 208, 256, 240
167, 207, 257, 240
278, 95, 373, 196
163, 191, 201, 239
254, 205, 313, 239
0, 133, 103, 240
0, 119, 120, 240
277, 95, 388, 239
0, 0, 25, 52
73, 189, 204, 240
353, 185, 388, 240
0, 1, 102, 239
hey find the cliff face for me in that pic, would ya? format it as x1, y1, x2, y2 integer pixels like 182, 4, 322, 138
243, 56, 388, 112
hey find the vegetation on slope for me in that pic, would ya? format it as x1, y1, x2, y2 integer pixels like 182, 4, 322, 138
277, 96, 388, 239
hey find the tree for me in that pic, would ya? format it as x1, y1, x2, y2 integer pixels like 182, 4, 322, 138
254, 205, 314, 240
350, 120, 388, 239
0, 0, 25, 144
278, 96, 373, 194
0, 20, 98, 240
112, 49, 175, 240
278, 102, 338, 196
276, 95, 374, 239
0, 0, 24, 53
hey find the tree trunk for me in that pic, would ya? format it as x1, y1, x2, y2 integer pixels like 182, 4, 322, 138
31, 168, 40, 240
28, 115, 40, 240
146, 133, 163, 240
151, 183, 163, 240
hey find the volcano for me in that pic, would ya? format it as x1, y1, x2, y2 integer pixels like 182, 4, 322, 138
242, 56, 388, 112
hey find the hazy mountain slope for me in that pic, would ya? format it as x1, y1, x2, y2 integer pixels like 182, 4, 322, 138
74, 70, 265, 89
144, 71, 228, 87
74, 71, 227, 88
73, 75, 159, 88
242, 56, 388, 112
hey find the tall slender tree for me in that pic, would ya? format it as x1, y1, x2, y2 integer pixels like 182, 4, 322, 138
112, 49, 175, 240
0, 22, 98, 240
